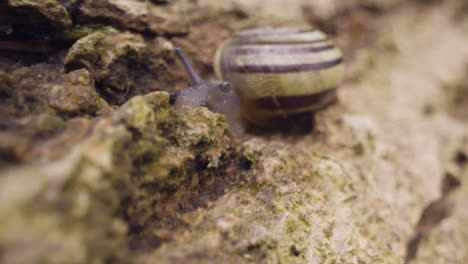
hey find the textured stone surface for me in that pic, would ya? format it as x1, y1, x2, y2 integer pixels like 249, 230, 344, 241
47, 69, 107, 114
7, 0, 72, 29
64, 32, 175, 104
0, 1, 467, 264
79, 0, 188, 35
0, 91, 233, 263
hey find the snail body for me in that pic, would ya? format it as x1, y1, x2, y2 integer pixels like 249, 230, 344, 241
213, 23, 344, 127
173, 47, 243, 135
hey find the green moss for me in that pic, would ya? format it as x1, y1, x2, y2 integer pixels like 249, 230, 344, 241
0, 90, 235, 263
57, 25, 118, 41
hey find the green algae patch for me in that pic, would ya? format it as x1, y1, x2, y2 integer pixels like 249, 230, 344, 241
56, 25, 118, 42
114, 93, 235, 248
0, 91, 236, 263
140, 133, 402, 263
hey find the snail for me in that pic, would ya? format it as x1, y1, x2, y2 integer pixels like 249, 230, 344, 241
173, 21, 344, 132
172, 47, 243, 135
213, 22, 345, 127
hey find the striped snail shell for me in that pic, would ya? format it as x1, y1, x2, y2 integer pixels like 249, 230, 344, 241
213, 22, 345, 127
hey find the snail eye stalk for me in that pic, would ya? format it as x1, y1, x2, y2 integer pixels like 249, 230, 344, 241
173, 46, 202, 85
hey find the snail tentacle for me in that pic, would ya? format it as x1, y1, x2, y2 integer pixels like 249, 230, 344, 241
173, 47, 243, 136
173, 46, 202, 85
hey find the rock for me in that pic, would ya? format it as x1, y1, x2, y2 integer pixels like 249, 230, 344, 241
0, 122, 133, 264
0, 0, 468, 263
0, 64, 63, 120
0, 112, 66, 166
79, 0, 188, 36
0, 65, 106, 165
0, 70, 13, 98
2, 0, 71, 31
0, 91, 234, 262
412, 170, 468, 263
113, 92, 233, 248
65, 32, 176, 104
0, 63, 108, 117
47, 69, 107, 115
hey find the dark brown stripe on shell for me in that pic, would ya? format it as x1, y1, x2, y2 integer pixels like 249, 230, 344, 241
233, 58, 343, 73
236, 29, 314, 38
252, 88, 336, 110
233, 39, 328, 46
233, 45, 335, 55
